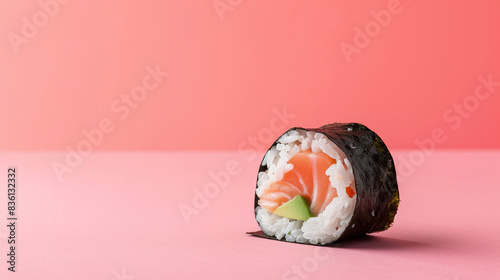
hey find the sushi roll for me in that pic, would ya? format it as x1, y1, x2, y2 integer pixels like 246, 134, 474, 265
250, 123, 399, 245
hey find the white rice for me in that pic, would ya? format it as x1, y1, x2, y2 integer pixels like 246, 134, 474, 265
255, 129, 356, 245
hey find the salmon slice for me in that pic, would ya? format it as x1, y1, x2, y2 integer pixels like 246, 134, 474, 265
259, 150, 355, 216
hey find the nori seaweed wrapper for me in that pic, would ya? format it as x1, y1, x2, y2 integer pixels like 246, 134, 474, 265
250, 123, 400, 244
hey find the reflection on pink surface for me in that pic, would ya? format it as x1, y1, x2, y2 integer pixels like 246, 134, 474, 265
0, 151, 499, 279
1, 1, 500, 150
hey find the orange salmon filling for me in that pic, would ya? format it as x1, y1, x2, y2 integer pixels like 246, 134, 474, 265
259, 150, 355, 216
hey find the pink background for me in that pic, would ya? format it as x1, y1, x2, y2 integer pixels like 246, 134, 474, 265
1, 0, 500, 151
1, 2, 500, 279
0, 151, 499, 279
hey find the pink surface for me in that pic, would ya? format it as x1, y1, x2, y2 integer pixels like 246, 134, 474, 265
1, 1, 500, 150
0, 150, 499, 279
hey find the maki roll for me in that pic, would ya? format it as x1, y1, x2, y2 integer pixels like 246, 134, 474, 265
250, 123, 399, 245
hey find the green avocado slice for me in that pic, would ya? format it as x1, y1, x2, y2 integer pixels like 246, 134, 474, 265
273, 195, 315, 221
